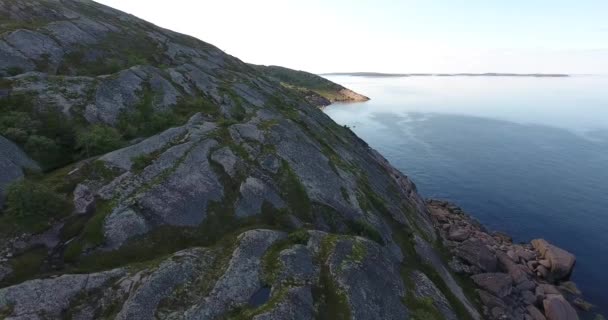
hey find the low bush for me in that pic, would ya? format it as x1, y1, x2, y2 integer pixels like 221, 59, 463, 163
76, 125, 124, 157
4, 180, 70, 220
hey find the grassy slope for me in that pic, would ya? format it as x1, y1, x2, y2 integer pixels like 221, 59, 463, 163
251, 64, 368, 102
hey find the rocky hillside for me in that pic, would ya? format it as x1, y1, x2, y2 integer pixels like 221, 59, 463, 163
251, 65, 369, 107
0, 1, 597, 320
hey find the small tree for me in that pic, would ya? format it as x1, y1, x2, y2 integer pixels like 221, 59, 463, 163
77, 125, 124, 157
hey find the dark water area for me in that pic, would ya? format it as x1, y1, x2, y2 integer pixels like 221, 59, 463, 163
324, 75, 608, 315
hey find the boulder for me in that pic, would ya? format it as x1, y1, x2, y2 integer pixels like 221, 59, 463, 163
543, 295, 579, 320
514, 247, 537, 261
526, 305, 547, 320
531, 239, 576, 281
477, 289, 506, 309
516, 280, 536, 292
521, 290, 537, 305
471, 273, 512, 298
496, 251, 528, 284
455, 240, 498, 272
73, 184, 95, 215
539, 259, 551, 269
448, 227, 471, 242
210, 147, 239, 177
537, 284, 560, 295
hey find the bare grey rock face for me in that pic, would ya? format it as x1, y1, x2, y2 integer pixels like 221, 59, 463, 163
0, 40, 35, 76
258, 153, 280, 174
328, 237, 408, 320
137, 140, 222, 226
411, 270, 458, 320
44, 20, 97, 46
414, 235, 482, 320
0, 1, 560, 319
116, 248, 210, 320
276, 244, 318, 285
99, 125, 189, 171
185, 229, 286, 320
230, 123, 265, 143
235, 177, 285, 217
4, 29, 64, 69
252, 286, 314, 320
0, 269, 125, 319
210, 146, 239, 178
87, 68, 145, 124
0, 135, 39, 207
104, 207, 150, 249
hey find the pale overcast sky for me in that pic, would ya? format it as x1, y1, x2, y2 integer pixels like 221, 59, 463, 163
95, 0, 608, 74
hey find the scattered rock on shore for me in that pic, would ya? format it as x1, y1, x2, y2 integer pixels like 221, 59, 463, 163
426, 199, 593, 320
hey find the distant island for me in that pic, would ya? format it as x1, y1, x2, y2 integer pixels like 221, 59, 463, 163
322, 72, 570, 77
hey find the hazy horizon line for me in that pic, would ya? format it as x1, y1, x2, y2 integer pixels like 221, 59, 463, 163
319, 72, 608, 77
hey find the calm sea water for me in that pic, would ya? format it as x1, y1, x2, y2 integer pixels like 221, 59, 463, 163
324, 75, 608, 315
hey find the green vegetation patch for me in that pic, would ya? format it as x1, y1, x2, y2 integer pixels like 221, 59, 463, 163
218, 86, 247, 121
404, 294, 444, 320
312, 234, 352, 320
56, 31, 165, 76
6, 246, 48, 285
277, 160, 312, 222
0, 93, 79, 170
382, 207, 475, 320
0, 179, 71, 233
346, 219, 384, 245
261, 229, 310, 284
0, 303, 14, 319
0, 19, 49, 34
251, 65, 344, 101
346, 240, 367, 264
225, 286, 290, 320
117, 91, 218, 140
258, 119, 279, 131
76, 125, 125, 158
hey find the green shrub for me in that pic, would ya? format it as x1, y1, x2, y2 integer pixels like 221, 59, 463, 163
131, 153, 154, 172
7, 66, 24, 76
0, 96, 78, 170
76, 125, 124, 157
8, 246, 47, 284
5, 180, 70, 218
348, 219, 384, 245
3, 127, 28, 143
24, 135, 61, 165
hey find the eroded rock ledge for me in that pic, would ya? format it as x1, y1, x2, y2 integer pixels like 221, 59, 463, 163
427, 199, 597, 320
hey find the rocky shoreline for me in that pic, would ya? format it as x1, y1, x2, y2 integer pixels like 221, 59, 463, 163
427, 199, 601, 320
